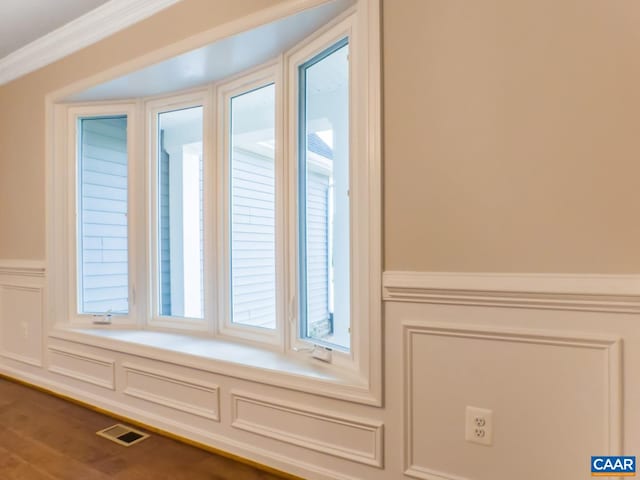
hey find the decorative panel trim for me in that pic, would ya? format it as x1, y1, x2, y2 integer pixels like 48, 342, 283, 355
384, 271, 640, 313
0, 0, 181, 86
122, 363, 220, 422
402, 322, 622, 480
48, 346, 115, 390
50, 327, 379, 406
0, 260, 46, 278
231, 391, 384, 467
0, 285, 44, 367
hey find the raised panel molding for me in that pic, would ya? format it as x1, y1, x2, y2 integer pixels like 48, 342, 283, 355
122, 363, 220, 422
231, 391, 384, 468
0, 0, 181, 86
383, 271, 640, 313
48, 346, 115, 390
0, 262, 46, 368
0, 285, 44, 367
403, 322, 622, 480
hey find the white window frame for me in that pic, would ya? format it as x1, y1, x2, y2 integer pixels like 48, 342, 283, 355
145, 90, 212, 332
286, 15, 365, 372
47, 0, 382, 405
215, 62, 285, 348
66, 103, 139, 327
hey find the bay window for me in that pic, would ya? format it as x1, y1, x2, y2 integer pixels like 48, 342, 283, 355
50, 0, 381, 404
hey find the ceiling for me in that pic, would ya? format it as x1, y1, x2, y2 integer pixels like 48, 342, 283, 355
66, 0, 355, 102
0, 0, 110, 59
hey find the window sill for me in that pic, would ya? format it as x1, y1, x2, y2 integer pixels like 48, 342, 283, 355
49, 326, 378, 405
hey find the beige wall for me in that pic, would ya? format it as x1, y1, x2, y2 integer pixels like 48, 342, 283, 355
1, 0, 639, 273
384, 0, 640, 273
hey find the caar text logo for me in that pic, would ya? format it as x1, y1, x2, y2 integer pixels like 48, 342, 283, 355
591, 456, 636, 477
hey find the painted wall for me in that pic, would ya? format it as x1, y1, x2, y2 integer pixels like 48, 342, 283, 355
383, 0, 640, 273
1, 0, 639, 272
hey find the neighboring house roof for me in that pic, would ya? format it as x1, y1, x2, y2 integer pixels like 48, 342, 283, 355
308, 132, 333, 160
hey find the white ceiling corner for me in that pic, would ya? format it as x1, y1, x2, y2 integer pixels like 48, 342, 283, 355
0, 0, 182, 86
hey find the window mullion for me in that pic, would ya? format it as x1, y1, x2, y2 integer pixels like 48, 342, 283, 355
205, 86, 218, 335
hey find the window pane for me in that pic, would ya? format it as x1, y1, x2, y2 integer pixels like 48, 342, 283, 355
78, 116, 129, 315
300, 40, 350, 350
157, 106, 204, 319
230, 84, 276, 329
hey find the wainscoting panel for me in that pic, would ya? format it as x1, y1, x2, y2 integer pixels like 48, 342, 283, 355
2, 261, 638, 480
231, 391, 384, 467
48, 346, 115, 390
403, 322, 621, 480
0, 285, 43, 367
123, 363, 220, 422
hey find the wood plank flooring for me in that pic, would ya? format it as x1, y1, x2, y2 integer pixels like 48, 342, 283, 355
0, 378, 287, 480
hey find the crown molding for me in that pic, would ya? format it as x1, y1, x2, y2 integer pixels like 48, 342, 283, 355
383, 271, 640, 314
0, 0, 182, 86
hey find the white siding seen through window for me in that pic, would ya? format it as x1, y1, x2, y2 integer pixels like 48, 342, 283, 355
230, 84, 277, 330
78, 116, 129, 315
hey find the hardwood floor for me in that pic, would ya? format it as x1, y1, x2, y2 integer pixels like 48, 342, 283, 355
0, 378, 288, 480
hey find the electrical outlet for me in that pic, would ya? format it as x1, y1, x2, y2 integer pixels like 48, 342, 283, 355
465, 406, 493, 446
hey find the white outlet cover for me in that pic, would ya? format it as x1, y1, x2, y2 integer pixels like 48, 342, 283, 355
465, 406, 493, 446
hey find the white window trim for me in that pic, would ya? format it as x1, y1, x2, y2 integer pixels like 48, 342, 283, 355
145, 90, 211, 332
66, 102, 139, 327
286, 16, 359, 372
215, 62, 286, 348
47, 0, 382, 406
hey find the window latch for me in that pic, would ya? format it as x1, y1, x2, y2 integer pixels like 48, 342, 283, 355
311, 345, 333, 363
294, 344, 333, 363
93, 309, 113, 325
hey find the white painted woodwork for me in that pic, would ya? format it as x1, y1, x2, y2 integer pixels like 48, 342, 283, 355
383, 271, 640, 313
48, 0, 383, 396
123, 363, 220, 421
402, 322, 621, 480
231, 391, 383, 467
3, 261, 640, 479
48, 346, 115, 389
0, 285, 43, 367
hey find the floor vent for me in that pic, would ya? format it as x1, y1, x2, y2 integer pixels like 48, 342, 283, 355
97, 424, 150, 447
